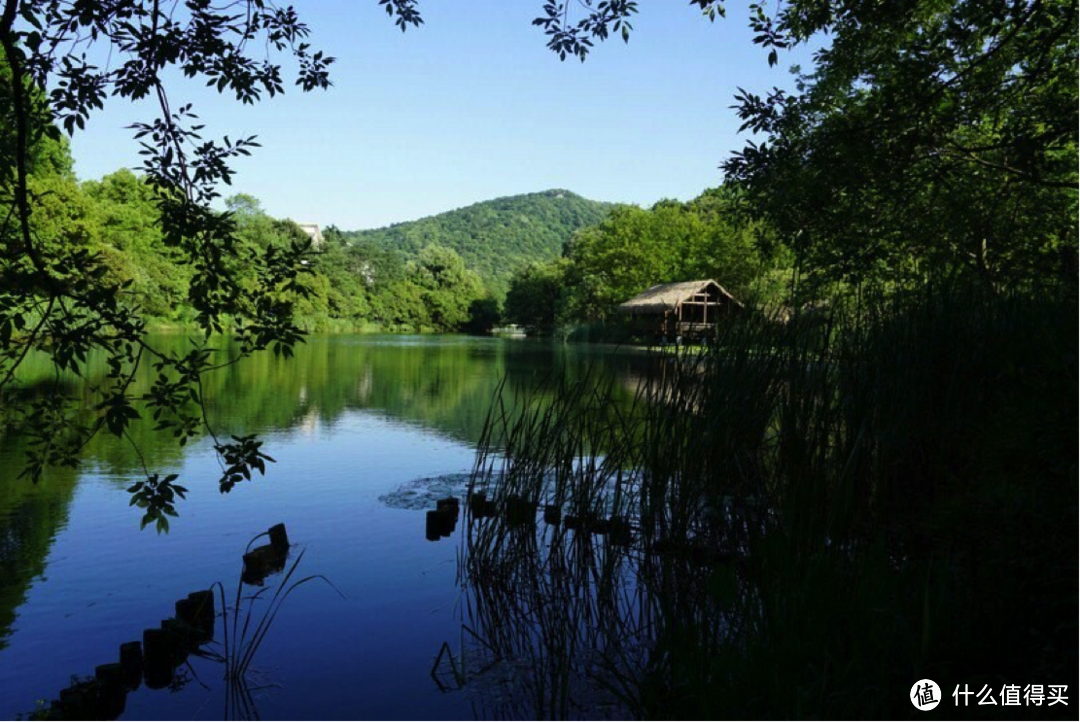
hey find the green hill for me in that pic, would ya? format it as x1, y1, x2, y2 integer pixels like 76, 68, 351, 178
342, 190, 615, 295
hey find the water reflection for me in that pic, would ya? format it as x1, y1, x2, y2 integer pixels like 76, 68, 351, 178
23, 524, 329, 721
0, 469, 77, 651
441, 494, 742, 720
0, 335, 655, 719
3, 335, 650, 478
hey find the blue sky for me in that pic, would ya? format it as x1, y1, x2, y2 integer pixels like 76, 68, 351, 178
69, 2, 812, 230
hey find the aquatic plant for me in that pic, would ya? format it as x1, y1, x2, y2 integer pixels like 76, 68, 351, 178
451, 282, 1078, 718
199, 533, 344, 720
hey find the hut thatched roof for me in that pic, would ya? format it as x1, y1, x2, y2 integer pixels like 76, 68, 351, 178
617, 279, 742, 315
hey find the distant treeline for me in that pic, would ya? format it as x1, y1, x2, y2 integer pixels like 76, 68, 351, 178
35, 139, 782, 336
25, 162, 493, 333
24, 139, 1074, 339
25, 136, 627, 333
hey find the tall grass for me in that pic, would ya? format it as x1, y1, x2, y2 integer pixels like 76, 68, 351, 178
454, 283, 1077, 718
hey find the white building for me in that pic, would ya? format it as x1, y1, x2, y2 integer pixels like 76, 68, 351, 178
296, 223, 324, 248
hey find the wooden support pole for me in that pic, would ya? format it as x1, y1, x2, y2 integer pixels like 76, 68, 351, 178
119, 641, 142, 689
142, 628, 173, 689
95, 661, 129, 716
187, 590, 215, 637
268, 523, 290, 555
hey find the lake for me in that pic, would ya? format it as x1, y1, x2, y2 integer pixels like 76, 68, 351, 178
0, 335, 651, 720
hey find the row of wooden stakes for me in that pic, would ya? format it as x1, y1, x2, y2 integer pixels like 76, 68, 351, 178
425, 492, 634, 546
35, 523, 292, 720
34, 590, 215, 720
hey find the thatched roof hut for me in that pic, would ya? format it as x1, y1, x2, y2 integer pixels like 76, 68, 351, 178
617, 279, 742, 339
618, 279, 742, 314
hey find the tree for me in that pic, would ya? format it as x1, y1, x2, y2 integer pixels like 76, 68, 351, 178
504, 260, 572, 335
4, 0, 1073, 531
409, 245, 485, 331
83, 169, 191, 320
0, 2, 351, 531
563, 194, 767, 322
720, 0, 1078, 287
464, 297, 502, 335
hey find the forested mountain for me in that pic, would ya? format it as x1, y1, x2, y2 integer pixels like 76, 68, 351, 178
340, 190, 614, 295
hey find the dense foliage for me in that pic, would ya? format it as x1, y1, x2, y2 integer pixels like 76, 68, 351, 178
5, 154, 498, 335
721, 0, 1078, 289
341, 189, 613, 297
1, 0, 1073, 530
16, 133, 778, 343
0, 0, 353, 529
467, 283, 1078, 718
505, 188, 788, 335
227, 195, 494, 333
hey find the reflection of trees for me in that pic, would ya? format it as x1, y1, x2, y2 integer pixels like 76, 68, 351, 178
5, 337, 652, 479
195, 336, 516, 444
0, 337, 650, 650
0, 443, 78, 649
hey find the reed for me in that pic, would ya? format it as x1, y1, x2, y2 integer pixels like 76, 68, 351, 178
196, 533, 343, 720
452, 282, 1077, 718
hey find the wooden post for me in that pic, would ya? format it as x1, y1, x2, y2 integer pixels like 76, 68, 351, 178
505, 496, 537, 526
119, 641, 142, 688
142, 628, 173, 689
468, 491, 487, 517
95, 663, 129, 716
187, 590, 215, 638
160, 619, 192, 662
609, 516, 632, 546
268, 523, 290, 555
543, 505, 561, 525
243, 546, 286, 584
175, 597, 197, 626
59, 686, 87, 718
176, 597, 212, 642
425, 510, 442, 541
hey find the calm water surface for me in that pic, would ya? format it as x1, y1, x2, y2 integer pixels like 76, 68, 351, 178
0, 335, 647, 720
